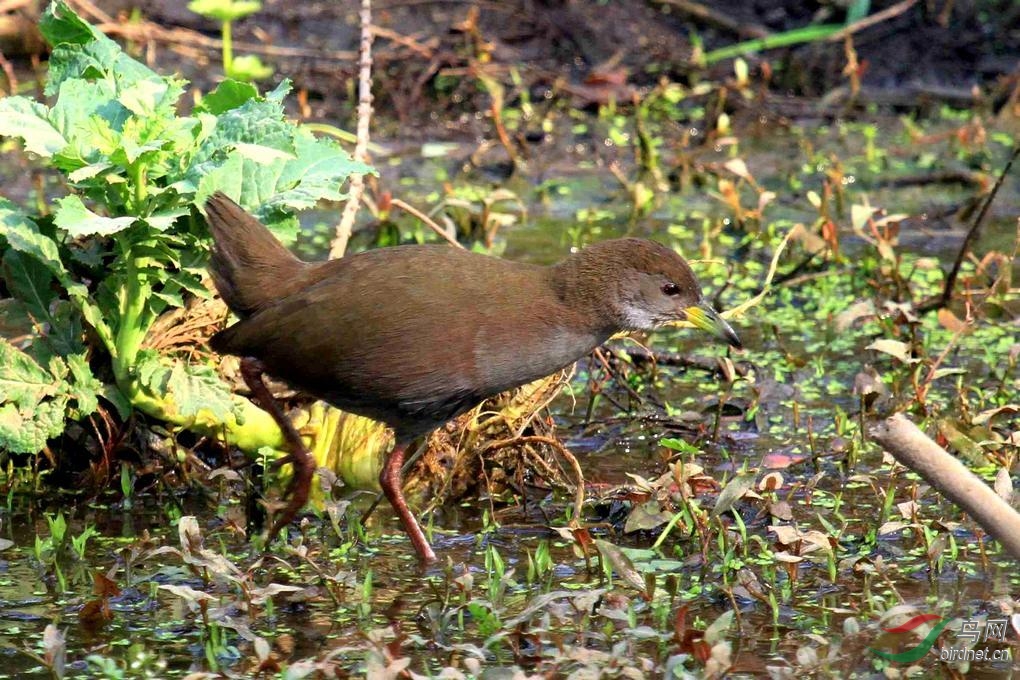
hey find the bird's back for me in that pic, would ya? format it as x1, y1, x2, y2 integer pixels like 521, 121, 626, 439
212, 246, 607, 437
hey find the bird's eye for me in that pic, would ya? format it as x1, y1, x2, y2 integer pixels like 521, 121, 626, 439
661, 282, 681, 296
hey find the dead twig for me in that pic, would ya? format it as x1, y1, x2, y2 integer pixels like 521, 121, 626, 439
652, 0, 769, 39
390, 197, 464, 248
369, 24, 436, 58
67, 0, 113, 23
869, 413, 1020, 561
621, 347, 753, 377
330, 0, 375, 259
826, 0, 918, 43
917, 144, 1019, 313
93, 17, 356, 62
873, 170, 986, 188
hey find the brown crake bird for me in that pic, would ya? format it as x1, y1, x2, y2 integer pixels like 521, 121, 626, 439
204, 192, 740, 561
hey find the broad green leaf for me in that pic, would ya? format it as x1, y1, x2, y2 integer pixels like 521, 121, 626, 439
167, 269, 212, 300
264, 79, 290, 103
197, 79, 259, 115
268, 131, 373, 208
0, 199, 111, 348
232, 142, 296, 164
0, 299, 35, 346
46, 354, 70, 383
0, 338, 57, 404
131, 241, 182, 268
166, 362, 234, 420
54, 195, 136, 237
151, 290, 184, 308
0, 251, 84, 359
66, 353, 101, 416
39, 0, 102, 47
54, 116, 122, 172
47, 300, 86, 358
0, 336, 95, 451
196, 97, 294, 162
111, 135, 164, 166
136, 350, 170, 391
1, 250, 57, 328
0, 199, 65, 272
49, 78, 124, 143
192, 151, 245, 208
46, 39, 161, 99
118, 78, 177, 117
186, 100, 295, 206
67, 162, 113, 182
0, 97, 67, 157
185, 76, 371, 227
143, 208, 189, 232
47, 39, 134, 95
101, 384, 132, 420
72, 293, 112, 351
0, 397, 68, 454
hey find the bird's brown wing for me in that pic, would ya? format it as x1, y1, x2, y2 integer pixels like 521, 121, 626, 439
211, 247, 602, 435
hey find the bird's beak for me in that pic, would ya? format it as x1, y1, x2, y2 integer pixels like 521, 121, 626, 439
684, 301, 742, 349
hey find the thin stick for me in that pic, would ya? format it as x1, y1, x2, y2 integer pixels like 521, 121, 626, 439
329, 0, 375, 259
390, 197, 465, 248
369, 24, 436, 58
919, 144, 1020, 312
653, 0, 769, 39
826, 0, 918, 42
68, 0, 113, 23
869, 413, 1020, 561
95, 19, 356, 62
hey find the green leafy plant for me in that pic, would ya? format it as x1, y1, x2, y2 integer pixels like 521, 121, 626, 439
33, 512, 71, 590
187, 0, 273, 81
0, 335, 100, 453
70, 522, 99, 560
0, 1, 371, 457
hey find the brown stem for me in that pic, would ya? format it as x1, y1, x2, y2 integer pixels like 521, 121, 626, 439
918, 144, 1020, 313
330, 0, 375, 259
869, 413, 1020, 561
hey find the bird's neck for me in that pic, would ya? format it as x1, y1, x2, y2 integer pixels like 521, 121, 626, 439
548, 255, 623, 334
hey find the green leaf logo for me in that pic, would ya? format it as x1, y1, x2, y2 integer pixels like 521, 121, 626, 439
870, 614, 952, 663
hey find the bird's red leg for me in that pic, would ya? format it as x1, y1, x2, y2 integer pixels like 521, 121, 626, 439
240, 357, 314, 543
379, 443, 437, 563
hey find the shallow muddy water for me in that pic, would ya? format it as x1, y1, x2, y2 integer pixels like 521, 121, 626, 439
2, 102, 1018, 677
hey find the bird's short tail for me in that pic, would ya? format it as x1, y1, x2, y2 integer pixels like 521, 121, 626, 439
204, 192, 305, 318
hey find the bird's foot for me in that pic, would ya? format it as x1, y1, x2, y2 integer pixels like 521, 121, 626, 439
239, 357, 316, 545
379, 443, 437, 563
265, 445, 315, 544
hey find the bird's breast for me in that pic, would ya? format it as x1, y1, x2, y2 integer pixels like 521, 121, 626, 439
472, 322, 606, 395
